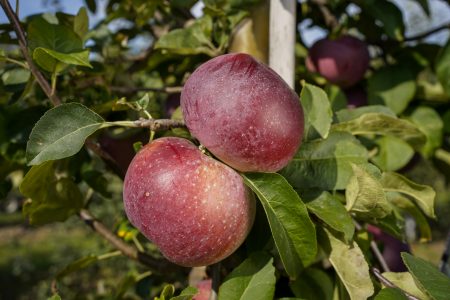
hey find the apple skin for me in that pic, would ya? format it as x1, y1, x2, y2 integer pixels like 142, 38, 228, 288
344, 86, 368, 108
193, 279, 212, 300
123, 137, 256, 267
306, 36, 370, 88
181, 53, 304, 172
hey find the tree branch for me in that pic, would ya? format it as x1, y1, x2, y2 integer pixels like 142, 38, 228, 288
110, 86, 183, 95
310, 0, 339, 30
0, 0, 61, 106
405, 22, 450, 41
371, 267, 420, 300
133, 117, 186, 131
78, 208, 187, 275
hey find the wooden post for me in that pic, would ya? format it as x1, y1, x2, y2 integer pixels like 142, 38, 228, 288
269, 0, 296, 88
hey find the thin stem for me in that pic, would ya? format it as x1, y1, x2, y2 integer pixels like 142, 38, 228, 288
5, 57, 28, 69
110, 86, 183, 95
372, 267, 420, 300
0, 0, 61, 105
404, 23, 450, 41
15, 0, 18, 15
107, 118, 186, 131
78, 209, 187, 274
354, 221, 390, 272
51, 72, 57, 96
310, 0, 339, 30
132, 235, 145, 252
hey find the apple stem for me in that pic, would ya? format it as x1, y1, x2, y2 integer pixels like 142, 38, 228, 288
209, 262, 221, 300
371, 267, 420, 300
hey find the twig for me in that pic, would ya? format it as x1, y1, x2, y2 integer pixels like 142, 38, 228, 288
371, 267, 420, 300
110, 86, 183, 95
133, 117, 186, 131
354, 221, 391, 272
310, 0, 339, 30
78, 209, 187, 274
404, 22, 450, 41
0, 0, 61, 106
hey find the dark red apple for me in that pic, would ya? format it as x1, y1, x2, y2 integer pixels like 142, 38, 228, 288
344, 86, 368, 108
181, 53, 304, 172
123, 137, 255, 267
306, 36, 370, 88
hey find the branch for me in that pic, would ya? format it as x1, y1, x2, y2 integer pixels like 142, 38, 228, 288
110, 86, 183, 95
405, 22, 450, 41
133, 117, 186, 131
78, 209, 187, 275
310, 0, 339, 30
371, 267, 420, 300
0, 0, 61, 106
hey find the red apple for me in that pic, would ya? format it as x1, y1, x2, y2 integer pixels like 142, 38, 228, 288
123, 137, 255, 267
344, 86, 368, 108
181, 53, 304, 172
193, 279, 212, 300
306, 36, 370, 88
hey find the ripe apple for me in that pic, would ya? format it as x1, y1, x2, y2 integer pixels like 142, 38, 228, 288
193, 279, 212, 300
123, 137, 256, 267
345, 86, 368, 108
181, 53, 304, 172
306, 36, 370, 88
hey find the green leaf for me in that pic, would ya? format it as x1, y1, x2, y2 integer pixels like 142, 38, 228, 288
281, 131, 368, 190
368, 65, 416, 114
380, 172, 436, 218
218, 252, 275, 300
84, 0, 97, 13
335, 105, 396, 123
387, 192, 431, 242
300, 82, 332, 139
33, 48, 92, 72
361, 0, 405, 41
56, 255, 98, 279
155, 16, 218, 56
47, 295, 62, 300
290, 268, 334, 300
325, 84, 347, 112
382, 272, 430, 300
243, 173, 317, 278
156, 285, 175, 300
402, 253, 450, 300
20, 161, 83, 225
319, 227, 374, 300
27, 103, 107, 165
436, 39, 450, 96
331, 113, 426, 150
74, 7, 89, 40
305, 192, 354, 242
346, 164, 391, 218
371, 136, 415, 171
28, 17, 83, 53
374, 288, 408, 300
172, 286, 198, 300
409, 106, 443, 157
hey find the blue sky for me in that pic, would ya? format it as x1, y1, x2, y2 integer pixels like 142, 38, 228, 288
0, 0, 449, 46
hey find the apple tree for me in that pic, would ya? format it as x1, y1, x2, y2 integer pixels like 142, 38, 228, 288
0, 0, 450, 299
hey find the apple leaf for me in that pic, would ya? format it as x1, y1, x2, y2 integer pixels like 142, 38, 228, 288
281, 131, 368, 190
436, 39, 450, 96
382, 272, 430, 300
300, 82, 332, 139
346, 164, 391, 218
56, 255, 98, 279
331, 113, 426, 150
243, 173, 317, 278
155, 15, 218, 56
172, 286, 198, 300
368, 65, 416, 114
74, 7, 89, 40
20, 161, 83, 225
371, 136, 415, 171
402, 253, 450, 300
305, 191, 354, 242
290, 267, 334, 300
26, 103, 108, 165
361, 0, 405, 41
33, 48, 92, 73
409, 106, 443, 158
387, 192, 431, 242
319, 227, 374, 300
380, 172, 436, 218
218, 252, 276, 300
374, 288, 408, 300
335, 105, 396, 122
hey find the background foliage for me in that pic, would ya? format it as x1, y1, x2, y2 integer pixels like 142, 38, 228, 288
1, 0, 450, 299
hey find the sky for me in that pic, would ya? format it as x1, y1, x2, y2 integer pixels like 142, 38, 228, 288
0, 0, 449, 47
